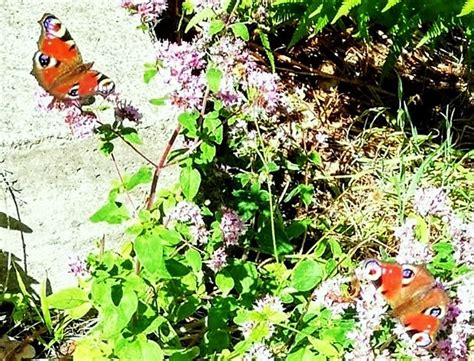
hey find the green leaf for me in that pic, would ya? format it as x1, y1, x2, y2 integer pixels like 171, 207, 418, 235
135, 234, 168, 277
308, 151, 322, 165
209, 19, 225, 35
308, 337, 339, 357
176, 296, 200, 321
382, 0, 401, 12
185, 8, 215, 33
100, 285, 138, 337
100, 141, 114, 156
40, 278, 52, 332
459, 0, 474, 16
291, 260, 323, 291
286, 220, 309, 240
215, 273, 234, 296
47, 288, 89, 309
203, 113, 223, 144
289, 3, 324, 48
178, 111, 199, 138
299, 184, 314, 206
414, 215, 429, 243
143, 64, 158, 84
0, 212, 32, 233
116, 337, 163, 360
185, 249, 202, 272
199, 142, 216, 163
180, 167, 201, 200
157, 228, 183, 246
286, 346, 317, 361
124, 166, 152, 190
122, 128, 142, 145
206, 67, 223, 93
90, 201, 130, 224
259, 32, 275, 72
67, 302, 92, 320
332, 0, 361, 23
230, 23, 249, 41
149, 97, 167, 106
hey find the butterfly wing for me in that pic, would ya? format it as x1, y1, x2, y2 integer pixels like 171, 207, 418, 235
363, 259, 449, 348
397, 287, 449, 348
32, 13, 114, 100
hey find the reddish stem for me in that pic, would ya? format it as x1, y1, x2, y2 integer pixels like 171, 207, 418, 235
145, 124, 181, 210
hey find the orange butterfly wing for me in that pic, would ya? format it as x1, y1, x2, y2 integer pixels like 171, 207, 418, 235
363, 259, 449, 348
31, 13, 114, 101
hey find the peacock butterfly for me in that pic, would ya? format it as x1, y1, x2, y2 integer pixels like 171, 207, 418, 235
31, 13, 115, 102
362, 259, 449, 349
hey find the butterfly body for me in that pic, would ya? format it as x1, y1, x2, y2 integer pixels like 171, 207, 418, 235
363, 259, 449, 348
32, 13, 114, 101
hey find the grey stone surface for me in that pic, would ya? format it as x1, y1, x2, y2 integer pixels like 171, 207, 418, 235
0, 1, 177, 290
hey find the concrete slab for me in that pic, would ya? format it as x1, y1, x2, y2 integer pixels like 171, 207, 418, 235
0, 1, 177, 290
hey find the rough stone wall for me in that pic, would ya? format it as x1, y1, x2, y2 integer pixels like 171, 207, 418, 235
0, 1, 176, 290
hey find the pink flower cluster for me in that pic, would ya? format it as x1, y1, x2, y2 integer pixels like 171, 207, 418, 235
393, 218, 433, 264
35, 89, 143, 139
189, 0, 222, 12
437, 275, 474, 360
209, 207, 246, 272
120, 0, 167, 22
345, 275, 388, 360
208, 246, 227, 272
35, 89, 97, 138
243, 343, 274, 361
154, 40, 207, 111
311, 276, 351, 316
392, 187, 474, 268
448, 216, 474, 267
165, 201, 209, 244
220, 207, 246, 246
154, 36, 282, 115
68, 256, 89, 277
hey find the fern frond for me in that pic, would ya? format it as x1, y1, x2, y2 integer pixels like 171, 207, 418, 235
459, 0, 474, 16
271, 0, 307, 24
381, 11, 421, 80
382, 0, 402, 13
416, 18, 449, 48
289, 3, 324, 47
332, 0, 362, 24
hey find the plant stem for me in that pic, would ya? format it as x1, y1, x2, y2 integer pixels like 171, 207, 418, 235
146, 124, 181, 210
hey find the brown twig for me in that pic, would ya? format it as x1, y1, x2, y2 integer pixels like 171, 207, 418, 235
145, 124, 182, 210
4, 327, 46, 361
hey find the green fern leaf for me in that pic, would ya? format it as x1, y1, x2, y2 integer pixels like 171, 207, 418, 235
289, 3, 323, 47
382, 0, 402, 13
416, 19, 449, 48
272, 0, 306, 24
332, 0, 362, 24
259, 32, 276, 72
459, 0, 474, 16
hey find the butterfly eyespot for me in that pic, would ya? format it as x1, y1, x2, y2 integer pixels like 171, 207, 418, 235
362, 259, 382, 281
97, 77, 115, 96
43, 15, 66, 37
424, 306, 445, 319
38, 54, 50, 67
67, 85, 80, 99
33, 52, 58, 69
401, 265, 417, 285
410, 332, 433, 348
